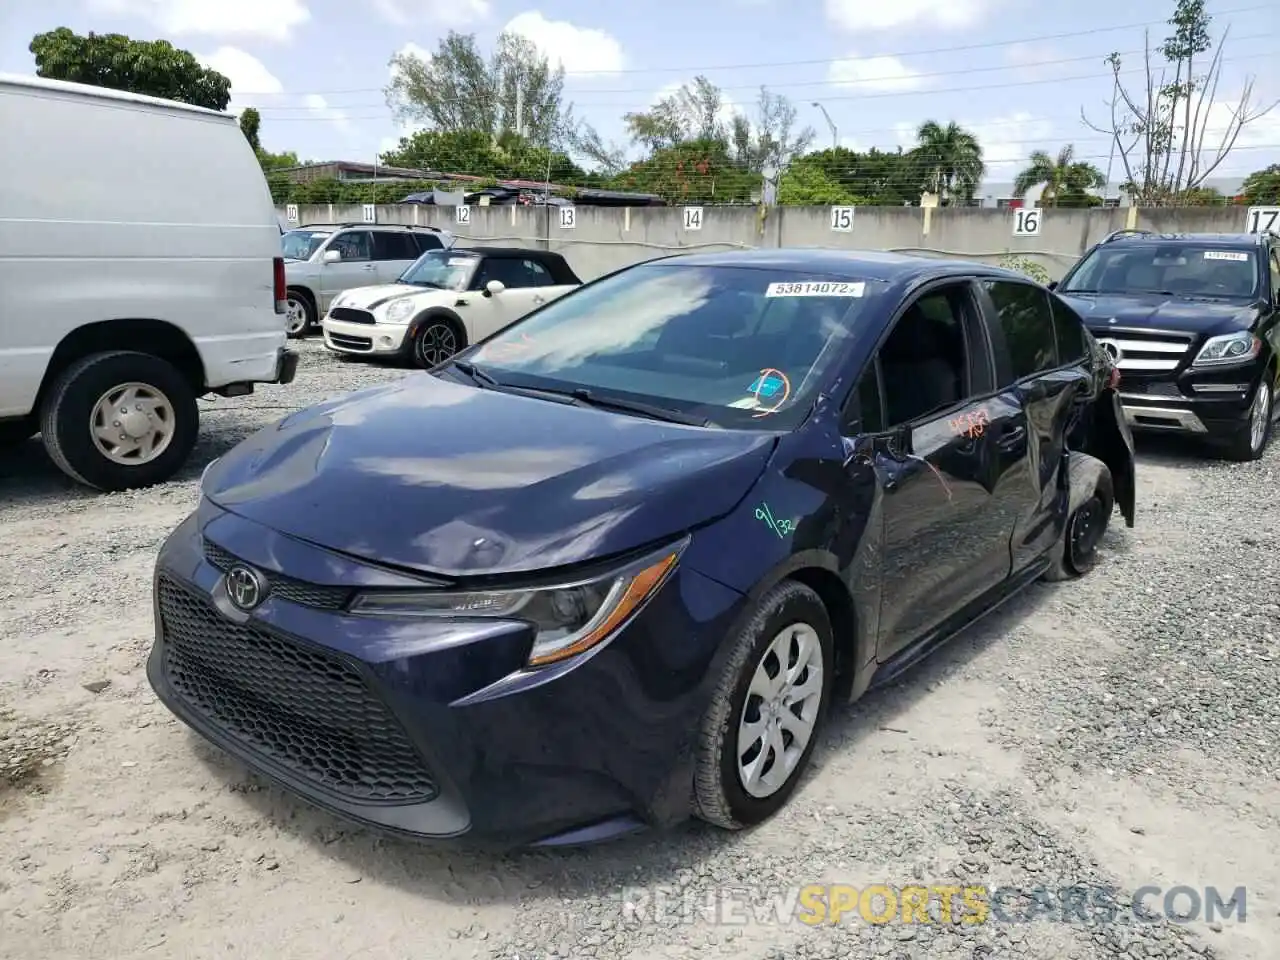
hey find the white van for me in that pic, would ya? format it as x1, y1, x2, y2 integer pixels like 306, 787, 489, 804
0, 74, 296, 491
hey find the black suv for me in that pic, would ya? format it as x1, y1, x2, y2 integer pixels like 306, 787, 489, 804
1051, 230, 1280, 460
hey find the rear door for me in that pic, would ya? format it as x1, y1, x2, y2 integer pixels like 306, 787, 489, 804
977, 278, 1094, 575
317, 230, 376, 310
371, 230, 422, 284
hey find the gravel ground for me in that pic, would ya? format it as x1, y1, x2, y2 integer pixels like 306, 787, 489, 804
1, 338, 1277, 960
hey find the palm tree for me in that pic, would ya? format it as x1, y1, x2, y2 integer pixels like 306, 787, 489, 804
912, 120, 985, 203
1014, 145, 1106, 206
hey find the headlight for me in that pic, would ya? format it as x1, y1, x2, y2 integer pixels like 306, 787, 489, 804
1193, 332, 1260, 365
385, 299, 415, 323
347, 544, 684, 667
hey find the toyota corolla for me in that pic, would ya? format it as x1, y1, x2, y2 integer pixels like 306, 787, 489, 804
148, 250, 1135, 848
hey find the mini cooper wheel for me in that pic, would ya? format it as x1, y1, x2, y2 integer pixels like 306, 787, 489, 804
285, 293, 314, 339
694, 580, 834, 830
412, 318, 462, 369
1222, 377, 1273, 462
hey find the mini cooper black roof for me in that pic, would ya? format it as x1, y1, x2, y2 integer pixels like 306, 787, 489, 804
448, 246, 581, 285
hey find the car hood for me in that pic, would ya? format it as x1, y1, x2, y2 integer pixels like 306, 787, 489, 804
333, 283, 459, 314
202, 375, 776, 579
1058, 292, 1259, 336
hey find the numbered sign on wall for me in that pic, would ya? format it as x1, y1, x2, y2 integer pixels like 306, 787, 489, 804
285, 204, 298, 223
559, 205, 576, 229
361, 203, 376, 223
455, 205, 471, 225
1013, 207, 1042, 236
683, 206, 703, 230
830, 206, 855, 232
1246, 206, 1280, 234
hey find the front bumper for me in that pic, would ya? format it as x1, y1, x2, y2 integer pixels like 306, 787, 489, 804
1109, 357, 1266, 439
146, 504, 744, 848
321, 316, 410, 357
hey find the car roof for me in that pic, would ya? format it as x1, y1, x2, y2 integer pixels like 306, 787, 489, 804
1103, 231, 1265, 246
449, 246, 565, 260
648, 247, 1021, 283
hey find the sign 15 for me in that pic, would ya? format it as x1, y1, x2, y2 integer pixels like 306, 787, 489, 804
559, 205, 576, 229
830, 206, 854, 232
285, 204, 298, 223
361, 203, 376, 223
455, 205, 471, 224
1245, 207, 1280, 234
683, 206, 703, 230
1013, 207, 1041, 236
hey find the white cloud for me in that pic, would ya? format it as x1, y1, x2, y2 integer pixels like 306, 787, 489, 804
828, 55, 928, 93
967, 112, 1056, 181
503, 12, 625, 75
87, 0, 310, 42
302, 93, 350, 134
824, 0, 986, 31
372, 0, 490, 27
198, 47, 282, 109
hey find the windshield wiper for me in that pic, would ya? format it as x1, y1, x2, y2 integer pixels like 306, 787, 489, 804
562, 388, 711, 426
448, 360, 500, 388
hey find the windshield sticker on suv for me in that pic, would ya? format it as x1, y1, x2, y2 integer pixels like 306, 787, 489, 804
765, 281, 865, 298
1204, 251, 1249, 261
448, 257, 474, 266
747, 368, 791, 417
748, 371, 787, 399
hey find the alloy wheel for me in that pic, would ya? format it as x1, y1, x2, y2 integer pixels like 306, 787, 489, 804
1249, 380, 1271, 455
285, 298, 309, 335
416, 322, 458, 367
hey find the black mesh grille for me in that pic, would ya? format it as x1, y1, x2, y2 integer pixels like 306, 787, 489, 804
203, 539, 351, 611
328, 333, 372, 351
158, 576, 437, 803
330, 307, 375, 324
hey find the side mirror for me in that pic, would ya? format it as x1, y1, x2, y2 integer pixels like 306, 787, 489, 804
1046, 280, 1058, 291
322, 249, 342, 263
485, 279, 505, 296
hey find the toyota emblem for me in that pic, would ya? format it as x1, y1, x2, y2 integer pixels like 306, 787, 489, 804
1097, 338, 1124, 364
225, 564, 267, 611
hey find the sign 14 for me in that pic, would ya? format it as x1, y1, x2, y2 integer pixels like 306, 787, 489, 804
1246, 207, 1280, 234
1013, 208, 1041, 236
683, 207, 703, 230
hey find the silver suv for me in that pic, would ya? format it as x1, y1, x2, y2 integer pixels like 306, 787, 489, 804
281, 223, 455, 337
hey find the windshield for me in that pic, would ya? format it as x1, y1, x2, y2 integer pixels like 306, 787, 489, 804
462, 262, 881, 430
1060, 243, 1259, 299
281, 230, 331, 261
399, 250, 477, 290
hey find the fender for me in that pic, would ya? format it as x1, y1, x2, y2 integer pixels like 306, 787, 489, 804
406, 307, 466, 348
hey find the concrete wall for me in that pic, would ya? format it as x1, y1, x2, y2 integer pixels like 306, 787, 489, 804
280, 203, 1253, 282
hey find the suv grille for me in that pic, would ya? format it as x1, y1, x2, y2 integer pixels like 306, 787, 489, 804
1090, 326, 1194, 373
204, 540, 351, 611
158, 576, 438, 804
329, 307, 375, 325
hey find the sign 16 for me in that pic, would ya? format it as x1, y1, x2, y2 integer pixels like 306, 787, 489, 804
830, 206, 854, 232
1246, 207, 1280, 234
455, 205, 471, 224
1013, 207, 1041, 236
559, 205, 577, 229
683, 206, 703, 230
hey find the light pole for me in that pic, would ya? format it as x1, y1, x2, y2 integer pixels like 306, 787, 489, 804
812, 102, 837, 149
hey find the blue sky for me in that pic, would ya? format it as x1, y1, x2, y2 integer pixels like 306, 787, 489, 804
1, 0, 1276, 186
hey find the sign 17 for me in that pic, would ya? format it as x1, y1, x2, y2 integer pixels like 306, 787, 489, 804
1245, 207, 1280, 234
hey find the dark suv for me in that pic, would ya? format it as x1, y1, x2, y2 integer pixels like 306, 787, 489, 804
1051, 230, 1280, 460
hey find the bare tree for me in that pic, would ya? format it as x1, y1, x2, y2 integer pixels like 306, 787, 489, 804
1082, 0, 1276, 205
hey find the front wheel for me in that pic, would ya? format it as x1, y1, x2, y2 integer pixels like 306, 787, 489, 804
694, 580, 834, 830
39, 351, 198, 491
1220, 378, 1272, 462
411, 318, 463, 369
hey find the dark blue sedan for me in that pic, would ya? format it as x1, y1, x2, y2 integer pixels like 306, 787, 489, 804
148, 249, 1136, 848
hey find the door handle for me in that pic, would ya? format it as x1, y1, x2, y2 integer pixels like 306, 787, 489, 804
362, 264, 376, 271
997, 424, 1027, 451
532, 295, 546, 304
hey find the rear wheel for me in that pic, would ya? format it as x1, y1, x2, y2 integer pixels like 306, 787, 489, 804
39, 351, 198, 491
285, 291, 315, 339
1220, 378, 1272, 462
694, 581, 834, 830
1043, 460, 1114, 581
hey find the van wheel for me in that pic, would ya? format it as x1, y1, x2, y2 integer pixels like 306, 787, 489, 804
285, 292, 315, 339
39, 351, 198, 491
1043, 463, 1114, 581
694, 580, 834, 830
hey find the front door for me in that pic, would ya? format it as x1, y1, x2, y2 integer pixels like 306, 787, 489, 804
467, 257, 555, 340
857, 281, 1019, 661
317, 230, 376, 311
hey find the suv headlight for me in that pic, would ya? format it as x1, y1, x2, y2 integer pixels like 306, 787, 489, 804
1193, 332, 1261, 365
347, 543, 684, 667
385, 299, 415, 323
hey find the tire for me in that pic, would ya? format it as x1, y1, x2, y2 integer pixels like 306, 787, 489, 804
39, 351, 199, 492
0, 418, 37, 447
694, 580, 835, 830
410, 315, 464, 369
285, 291, 315, 339
1220, 377, 1272, 462
1043, 460, 1114, 582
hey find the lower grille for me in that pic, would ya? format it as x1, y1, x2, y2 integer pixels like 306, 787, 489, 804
328, 333, 373, 351
158, 576, 437, 804
203, 539, 351, 610
330, 307, 375, 325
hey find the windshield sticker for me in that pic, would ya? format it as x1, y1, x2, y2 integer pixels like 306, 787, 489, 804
748, 368, 791, 417
1203, 251, 1249, 261
948, 407, 990, 439
755, 502, 797, 538
447, 257, 474, 266
765, 281, 865, 298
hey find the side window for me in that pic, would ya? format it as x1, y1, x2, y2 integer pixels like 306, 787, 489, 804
877, 286, 973, 427
984, 280, 1058, 381
330, 230, 371, 261
1270, 250, 1280, 302
520, 259, 554, 287
854, 366, 885, 434
372, 231, 419, 261
1049, 295, 1089, 364
413, 233, 443, 254
479, 258, 548, 288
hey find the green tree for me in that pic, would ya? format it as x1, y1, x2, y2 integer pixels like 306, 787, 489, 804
777, 161, 863, 205
795, 146, 924, 205
239, 107, 261, 151
385, 31, 574, 149
1084, 0, 1275, 205
609, 138, 757, 204
379, 129, 586, 184
29, 27, 231, 110
1241, 164, 1280, 205
1013, 145, 1106, 207
913, 120, 985, 203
